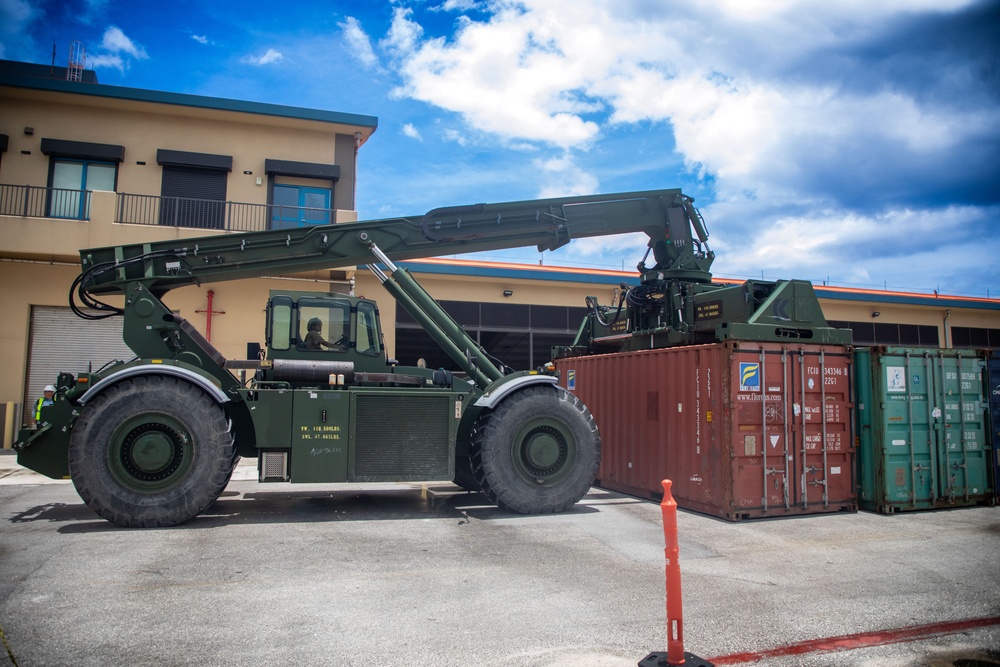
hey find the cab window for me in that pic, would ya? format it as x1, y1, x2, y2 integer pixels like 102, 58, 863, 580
297, 300, 350, 352
356, 301, 382, 357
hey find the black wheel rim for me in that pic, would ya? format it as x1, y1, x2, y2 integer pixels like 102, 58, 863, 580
510, 417, 576, 486
108, 414, 193, 491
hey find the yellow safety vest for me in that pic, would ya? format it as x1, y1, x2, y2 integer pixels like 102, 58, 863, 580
35, 396, 54, 423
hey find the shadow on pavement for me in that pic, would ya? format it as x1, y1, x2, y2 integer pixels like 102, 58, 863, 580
7, 483, 601, 532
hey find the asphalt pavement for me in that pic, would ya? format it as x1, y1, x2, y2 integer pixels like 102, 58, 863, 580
1, 449, 998, 667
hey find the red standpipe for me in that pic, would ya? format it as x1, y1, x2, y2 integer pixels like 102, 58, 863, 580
205, 290, 215, 342
638, 480, 713, 667
195, 290, 225, 342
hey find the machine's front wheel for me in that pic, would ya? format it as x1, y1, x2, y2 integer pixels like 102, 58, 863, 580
68, 375, 236, 527
471, 385, 600, 514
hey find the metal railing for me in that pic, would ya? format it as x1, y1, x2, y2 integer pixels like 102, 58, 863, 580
0, 184, 92, 220
0, 185, 335, 232
117, 193, 333, 232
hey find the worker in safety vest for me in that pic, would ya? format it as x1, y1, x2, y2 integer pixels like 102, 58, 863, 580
34, 385, 56, 425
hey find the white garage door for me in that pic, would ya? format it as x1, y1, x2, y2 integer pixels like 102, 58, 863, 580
22, 306, 135, 425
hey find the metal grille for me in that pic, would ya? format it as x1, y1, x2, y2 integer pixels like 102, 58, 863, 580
261, 451, 289, 481
353, 395, 452, 481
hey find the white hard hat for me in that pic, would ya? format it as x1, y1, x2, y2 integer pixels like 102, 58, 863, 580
44, 385, 56, 392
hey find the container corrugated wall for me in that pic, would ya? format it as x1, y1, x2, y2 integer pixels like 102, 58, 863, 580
557, 341, 856, 521
855, 346, 994, 513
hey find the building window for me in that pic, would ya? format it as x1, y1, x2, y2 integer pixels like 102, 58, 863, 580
48, 159, 116, 219
952, 327, 999, 349
155, 149, 232, 229
395, 300, 588, 371
271, 185, 331, 228
159, 165, 227, 229
828, 320, 940, 347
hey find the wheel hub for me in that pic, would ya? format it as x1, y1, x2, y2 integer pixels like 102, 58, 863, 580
120, 423, 186, 483
520, 426, 567, 477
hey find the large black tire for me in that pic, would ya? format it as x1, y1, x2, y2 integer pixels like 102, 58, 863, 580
471, 385, 600, 514
452, 451, 481, 492
68, 375, 236, 528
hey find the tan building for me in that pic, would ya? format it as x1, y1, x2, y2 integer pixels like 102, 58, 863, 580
0, 60, 377, 439
2, 60, 999, 446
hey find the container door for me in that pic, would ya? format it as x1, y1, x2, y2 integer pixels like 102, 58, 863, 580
730, 348, 793, 512
879, 350, 938, 508
936, 352, 990, 503
790, 348, 854, 510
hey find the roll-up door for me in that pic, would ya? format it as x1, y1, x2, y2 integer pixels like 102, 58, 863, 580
160, 165, 227, 229
22, 306, 134, 424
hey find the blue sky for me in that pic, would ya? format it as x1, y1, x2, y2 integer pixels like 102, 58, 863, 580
3, 0, 999, 297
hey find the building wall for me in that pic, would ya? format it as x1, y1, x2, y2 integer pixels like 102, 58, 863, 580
0, 74, 377, 442
820, 298, 999, 346
0, 87, 361, 211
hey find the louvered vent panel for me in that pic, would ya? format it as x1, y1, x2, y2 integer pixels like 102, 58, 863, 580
352, 395, 452, 481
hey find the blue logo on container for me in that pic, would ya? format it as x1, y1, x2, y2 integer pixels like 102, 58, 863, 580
740, 363, 760, 392
567, 369, 576, 391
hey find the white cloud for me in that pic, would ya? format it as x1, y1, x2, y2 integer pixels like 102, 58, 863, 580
86, 25, 148, 72
383, 0, 995, 180
382, 7, 423, 56
533, 155, 600, 199
339, 16, 379, 69
245, 48, 284, 66
191, 34, 209, 45
88, 53, 123, 70
433, 0, 480, 11
100, 25, 148, 60
374, 0, 999, 294
402, 123, 423, 141
708, 203, 997, 293
441, 128, 468, 146
387, 5, 600, 148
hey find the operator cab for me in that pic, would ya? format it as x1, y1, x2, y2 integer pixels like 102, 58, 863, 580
265, 290, 386, 372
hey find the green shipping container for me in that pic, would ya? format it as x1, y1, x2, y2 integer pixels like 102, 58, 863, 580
855, 347, 994, 513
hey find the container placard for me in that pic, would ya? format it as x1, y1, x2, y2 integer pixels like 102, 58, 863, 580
886, 366, 907, 392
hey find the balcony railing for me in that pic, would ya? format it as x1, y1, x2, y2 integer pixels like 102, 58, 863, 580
0, 185, 335, 233
117, 193, 333, 232
0, 184, 93, 220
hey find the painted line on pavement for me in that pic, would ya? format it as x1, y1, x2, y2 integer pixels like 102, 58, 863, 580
709, 615, 1000, 665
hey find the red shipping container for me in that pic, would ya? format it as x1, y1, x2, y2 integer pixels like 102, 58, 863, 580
557, 341, 857, 520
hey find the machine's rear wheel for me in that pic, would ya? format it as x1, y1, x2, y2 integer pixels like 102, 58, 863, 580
68, 375, 235, 527
471, 385, 600, 514
452, 451, 481, 492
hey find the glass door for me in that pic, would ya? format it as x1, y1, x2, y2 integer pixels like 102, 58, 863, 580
271, 185, 331, 228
